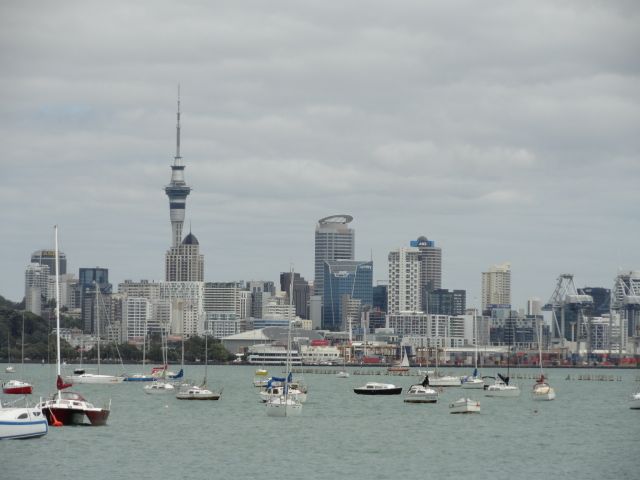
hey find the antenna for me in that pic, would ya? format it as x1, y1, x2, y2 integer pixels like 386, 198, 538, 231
175, 84, 181, 162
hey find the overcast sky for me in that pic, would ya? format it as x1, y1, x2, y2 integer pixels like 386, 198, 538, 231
1, 0, 638, 308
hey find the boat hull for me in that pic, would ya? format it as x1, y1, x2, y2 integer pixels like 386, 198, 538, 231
0, 408, 48, 440
532, 384, 556, 401
64, 374, 124, 384
266, 398, 302, 417
629, 394, 640, 409
449, 398, 481, 414
2, 381, 33, 395
485, 386, 521, 397
404, 396, 438, 404
430, 376, 461, 387
461, 378, 485, 389
354, 387, 402, 395
42, 405, 110, 426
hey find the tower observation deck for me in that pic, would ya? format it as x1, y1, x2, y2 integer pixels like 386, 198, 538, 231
165, 89, 191, 247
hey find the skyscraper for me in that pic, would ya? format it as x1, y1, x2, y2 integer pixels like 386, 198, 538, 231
387, 247, 422, 314
31, 249, 66, 276
481, 262, 511, 311
314, 215, 355, 300
165, 232, 204, 281
280, 272, 311, 319
322, 260, 373, 331
24, 263, 50, 316
78, 267, 112, 334
410, 236, 442, 292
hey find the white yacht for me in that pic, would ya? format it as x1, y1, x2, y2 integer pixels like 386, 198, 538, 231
0, 399, 48, 440
144, 380, 175, 394
485, 374, 521, 397
404, 377, 438, 403
630, 392, 640, 410
532, 376, 556, 401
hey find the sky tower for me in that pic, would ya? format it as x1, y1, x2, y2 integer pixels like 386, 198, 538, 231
165, 88, 191, 247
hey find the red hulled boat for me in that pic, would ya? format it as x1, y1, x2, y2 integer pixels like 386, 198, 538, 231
2, 379, 33, 395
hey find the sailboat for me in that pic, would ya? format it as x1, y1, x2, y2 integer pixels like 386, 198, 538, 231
429, 345, 461, 387
37, 226, 111, 426
123, 319, 155, 382
64, 285, 124, 384
388, 346, 410, 372
532, 320, 556, 401
3, 314, 34, 394
176, 334, 222, 400
0, 397, 48, 440
266, 268, 302, 417
404, 375, 438, 403
485, 319, 520, 397
462, 308, 484, 389
144, 321, 174, 394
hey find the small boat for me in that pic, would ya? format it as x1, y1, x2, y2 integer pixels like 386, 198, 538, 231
336, 370, 350, 378
404, 376, 438, 404
388, 349, 410, 372
532, 321, 555, 401
259, 375, 307, 403
630, 392, 640, 410
449, 397, 481, 414
266, 392, 302, 417
430, 374, 461, 387
2, 379, 33, 395
176, 384, 221, 400
265, 268, 303, 417
485, 374, 521, 397
123, 373, 155, 382
461, 375, 485, 389
37, 226, 111, 427
38, 385, 111, 426
144, 380, 175, 394
255, 368, 268, 376
0, 399, 48, 440
64, 372, 125, 384
354, 382, 402, 395
532, 375, 556, 401
176, 334, 221, 401
5, 366, 15, 373
462, 313, 484, 389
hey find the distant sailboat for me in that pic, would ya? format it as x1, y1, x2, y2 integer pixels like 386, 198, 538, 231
3, 314, 34, 395
532, 319, 555, 401
176, 334, 222, 400
462, 308, 484, 389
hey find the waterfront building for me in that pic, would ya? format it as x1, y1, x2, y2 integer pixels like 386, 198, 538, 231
314, 215, 355, 304
387, 247, 421, 314
481, 262, 512, 312
410, 236, 442, 292
322, 260, 373, 331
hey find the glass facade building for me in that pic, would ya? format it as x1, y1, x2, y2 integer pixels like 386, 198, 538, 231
322, 260, 373, 331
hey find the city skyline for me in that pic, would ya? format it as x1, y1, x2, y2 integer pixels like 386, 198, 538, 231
1, 1, 638, 308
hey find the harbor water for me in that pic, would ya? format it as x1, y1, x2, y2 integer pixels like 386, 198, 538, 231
2, 364, 638, 479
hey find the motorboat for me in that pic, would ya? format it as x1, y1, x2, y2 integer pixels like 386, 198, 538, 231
0, 399, 48, 440
449, 397, 481, 414
354, 382, 402, 395
37, 386, 110, 426
143, 380, 175, 394
485, 374, 521, 397
176, 383, 221, 400
532, 374, 556, 401
2, 379, 33, 395
404, 376, 438, 404
266, 394, 302, 417
630, 392, 640, 410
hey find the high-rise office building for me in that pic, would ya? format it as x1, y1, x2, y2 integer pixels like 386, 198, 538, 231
248, 281, 276, 318
387, 247, 421, 314
314, 215, 355, 301
481, 262, 511, 312
24, 263, 50, 316
165, 233, 204, 281
410, 236, 442, 292
427, 289, 466, 316
322, 260, 373, 331
280, 272, 311, 319
78, 267, 112, 334
31, 249, 66, 276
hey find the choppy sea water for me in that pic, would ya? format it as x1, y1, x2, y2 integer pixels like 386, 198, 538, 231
2, 364, 639, 480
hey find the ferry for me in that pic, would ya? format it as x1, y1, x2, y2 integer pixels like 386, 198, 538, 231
246, 344, 303, 366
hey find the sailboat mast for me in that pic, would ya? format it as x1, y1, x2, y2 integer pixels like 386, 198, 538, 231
96, 283, 101, 375
54, 226, 62, 377
21, 313, 25, 369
